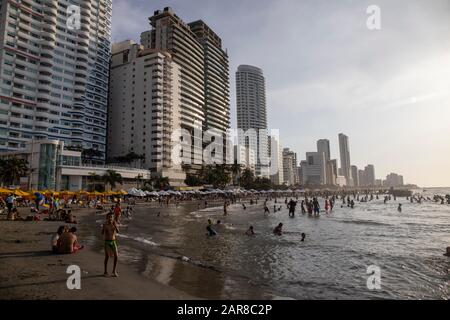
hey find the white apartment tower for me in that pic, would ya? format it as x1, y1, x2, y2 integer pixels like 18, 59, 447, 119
0, 0, 112, 164
236, 64, 269, 178
108, 40, 185, 185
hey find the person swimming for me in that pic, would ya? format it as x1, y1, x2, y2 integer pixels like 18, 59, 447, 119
245, 226, 255, 236
206, 225, 217, 236
273, 223, 283, 236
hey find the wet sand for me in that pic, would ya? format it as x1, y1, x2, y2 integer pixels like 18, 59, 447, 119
0, 207, 196, 300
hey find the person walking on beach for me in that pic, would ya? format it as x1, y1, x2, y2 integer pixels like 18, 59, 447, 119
5, 194, 15, 214
102, 213, 119, 277
113, 202, 121, 223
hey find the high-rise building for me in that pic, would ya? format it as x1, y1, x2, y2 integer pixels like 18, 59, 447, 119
268, 135, 283, 185
317, 139, 332, 185
358, 169, 366, 187
0, 0, 112, 163
108, 40, 186, 185
236, 65, 268, 177
329, 159, 338, 185
351, 165, 359, 187
282, 147, 297, 185
339, 133, 352, 186
365, 164, 375, 186
142, 8, 205, 166
188, 20, 230, 135
301, 151, 325, 186
385, 173, 404, 187
141, 8, 231, 168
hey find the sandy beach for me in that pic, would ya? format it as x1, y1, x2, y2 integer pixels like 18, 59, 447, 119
0, 206, 196, 300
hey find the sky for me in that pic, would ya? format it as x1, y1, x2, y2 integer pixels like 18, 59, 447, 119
112, 0, 450, 187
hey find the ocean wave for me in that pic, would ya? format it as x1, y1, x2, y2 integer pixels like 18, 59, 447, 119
117, 233, 158, 246
336, 219, 390, 227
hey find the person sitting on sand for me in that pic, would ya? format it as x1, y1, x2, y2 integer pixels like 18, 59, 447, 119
102, 213, 119, 277
51, 226, 67, 253
58, 227, 84, 254
245, 226, 255, 236
273, 223, 283, 236
65, 211, 77, 224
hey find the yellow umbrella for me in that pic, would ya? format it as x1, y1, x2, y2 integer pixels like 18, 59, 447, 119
12, 189, 31, 197
77, 190, 89, 195
0, 188, 12, 194
89, 191, 103, 196
61, 191, 75, 196
117, 190, 128, 195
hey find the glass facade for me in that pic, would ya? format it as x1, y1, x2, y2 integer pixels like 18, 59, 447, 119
38, 143, 57, 190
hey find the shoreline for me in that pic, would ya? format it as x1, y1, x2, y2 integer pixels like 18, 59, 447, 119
0, 206, 197, 300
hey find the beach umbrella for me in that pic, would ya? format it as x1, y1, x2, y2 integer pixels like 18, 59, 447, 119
0, 188, 12, 194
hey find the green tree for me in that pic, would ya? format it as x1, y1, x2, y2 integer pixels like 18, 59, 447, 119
240, 168, 255, 189
0, 157, 29, 186
102, 170, 123, 191
151, 176, 170, 190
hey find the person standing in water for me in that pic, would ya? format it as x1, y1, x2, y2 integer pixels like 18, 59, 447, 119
223, 201, 228, 216
398, 203, 402, 213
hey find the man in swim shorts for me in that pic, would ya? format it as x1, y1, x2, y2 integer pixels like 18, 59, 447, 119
102, 213, 119, 277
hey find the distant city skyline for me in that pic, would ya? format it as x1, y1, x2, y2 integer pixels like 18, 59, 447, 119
112, 0, 450, 187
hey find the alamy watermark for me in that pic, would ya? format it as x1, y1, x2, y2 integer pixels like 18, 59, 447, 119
366, 265, 381, 290
66, 265, 81, 290
366, 5, 381, 30
67, 5, 81, 31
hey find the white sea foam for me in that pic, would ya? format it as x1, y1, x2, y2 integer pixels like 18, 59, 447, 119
117, 233, 158, 246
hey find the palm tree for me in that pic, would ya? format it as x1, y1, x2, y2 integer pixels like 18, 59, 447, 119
0, 157, 29, 187
152, 176, 170, 190
102, 170, 123, 191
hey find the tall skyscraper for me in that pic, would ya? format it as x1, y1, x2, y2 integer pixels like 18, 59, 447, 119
282, 147, 297, 185
358, 169, 366, 187
0, 0, 112, 163
301, 151, 325, 186
188, 20, 230, 135
142, 8, 205, 165
364, 164, 375, 186
108, 40, 185, 185
236, 65, 268, 177
351, 165, 359, 187
339, 133, 352, 186
268, 135, 283, 185
317, 139, 331, 185
141, 8, 230, 167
